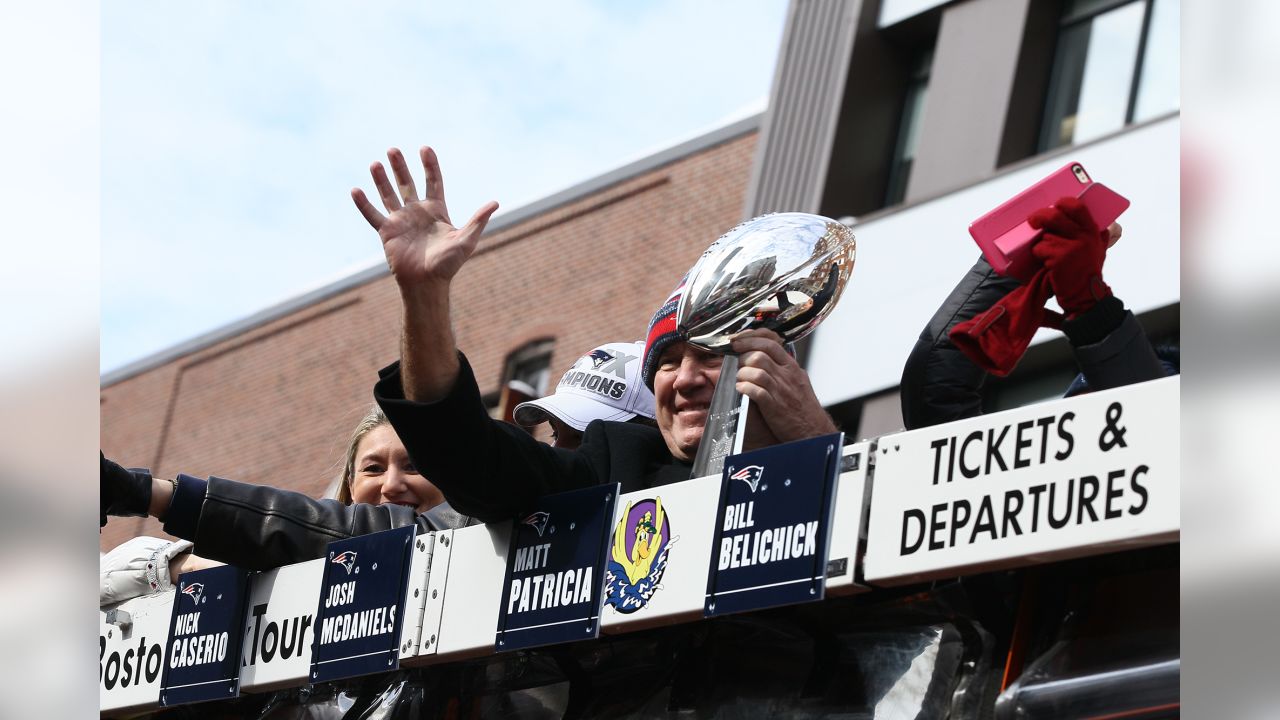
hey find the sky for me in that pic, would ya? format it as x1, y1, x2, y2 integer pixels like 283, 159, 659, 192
11, 3, 1280, 716
99, 1, 789, 374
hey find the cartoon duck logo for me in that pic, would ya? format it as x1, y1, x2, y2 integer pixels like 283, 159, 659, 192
604, 498, 674, 614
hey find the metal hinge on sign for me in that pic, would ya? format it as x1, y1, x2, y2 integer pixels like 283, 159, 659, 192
417, 530, 453, 655
104, 608, 133, 632
840, 451, 861, 473
400, 533, 435, 658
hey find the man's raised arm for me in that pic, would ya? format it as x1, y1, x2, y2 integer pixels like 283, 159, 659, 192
351, 146, 498, 402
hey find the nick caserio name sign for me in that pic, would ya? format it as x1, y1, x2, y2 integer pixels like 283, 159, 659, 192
865, 377, 1179, 585
160, 565, 250, 707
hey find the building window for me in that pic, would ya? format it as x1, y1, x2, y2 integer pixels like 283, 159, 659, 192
884, 48, 934, 207
504, 339, 554, 398
486, 338, 555, 419
1039, 0, 1179, 153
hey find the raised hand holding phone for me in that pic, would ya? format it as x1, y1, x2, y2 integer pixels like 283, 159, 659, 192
969, 161, 1129, 282
1028, 196, 1112, 319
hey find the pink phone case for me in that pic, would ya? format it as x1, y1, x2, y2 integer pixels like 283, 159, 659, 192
1077, 182, 1130, 234
969, 161, 1128, 282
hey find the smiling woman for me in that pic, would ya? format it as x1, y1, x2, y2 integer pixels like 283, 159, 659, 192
338, 404, 445, 513
100, 404, 447, 606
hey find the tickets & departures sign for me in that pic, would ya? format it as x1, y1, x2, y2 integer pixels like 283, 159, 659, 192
864, 377, 1179, 585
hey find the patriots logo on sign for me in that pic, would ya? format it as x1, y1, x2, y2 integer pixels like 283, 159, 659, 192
331, 550, 358, 575
181, 582, 205, 606
731, 465, 765, 493
522, 511, 551, 537
588, 350, 614, 370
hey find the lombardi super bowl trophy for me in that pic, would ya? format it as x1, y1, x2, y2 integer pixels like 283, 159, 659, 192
678, 212, 856, 478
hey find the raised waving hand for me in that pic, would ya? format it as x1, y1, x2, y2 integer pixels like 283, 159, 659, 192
351, 146, 498, 287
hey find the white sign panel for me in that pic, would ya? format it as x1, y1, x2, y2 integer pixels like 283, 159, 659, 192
100, 592, 172, 715
825, 442, 872, 595
398, 531, 435, 659
238, 559, 322, 692
417, 521, 511, 663
413, 529, 453, 660
601, 474, 720, 633
865, 377, 1179, 585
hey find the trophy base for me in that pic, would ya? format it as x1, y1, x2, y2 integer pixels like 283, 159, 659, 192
689, 355, 749, 478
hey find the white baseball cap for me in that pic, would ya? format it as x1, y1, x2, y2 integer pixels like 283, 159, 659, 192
513, 341, 656, 431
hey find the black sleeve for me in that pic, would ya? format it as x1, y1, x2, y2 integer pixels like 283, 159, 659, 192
901, 257, 1020, 430
191, 476, 421, 570
1062, 296, 1165, 391
160, 473, 208, 541
375, 353, 601, 523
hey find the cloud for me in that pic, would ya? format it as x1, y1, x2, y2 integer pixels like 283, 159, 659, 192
101, 0, 787, 373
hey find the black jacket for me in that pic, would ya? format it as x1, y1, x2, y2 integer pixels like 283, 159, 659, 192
900, 257, 1164, 429
374, 353, 692, 524
162, 353, 690, 569
163, 477, 477, 571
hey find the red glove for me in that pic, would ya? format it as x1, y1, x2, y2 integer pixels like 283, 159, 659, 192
1028, 196, 1112, 319
949, 272, 1061, 377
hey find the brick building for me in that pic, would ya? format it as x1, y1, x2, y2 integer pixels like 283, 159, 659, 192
100, 119, 759, 552
100, 3, 1181, 716
104, 0, 1180, 552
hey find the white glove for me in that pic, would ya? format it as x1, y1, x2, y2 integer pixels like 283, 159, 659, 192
100, 536, 194, 606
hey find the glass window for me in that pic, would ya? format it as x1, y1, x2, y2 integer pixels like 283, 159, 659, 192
487, 338, 555, 419
884, 48, 933, 206
1039, 0, 1178, 152
503, 339, 554, 398
1070, 3, 1145, 142
1133, 0, 1179, 121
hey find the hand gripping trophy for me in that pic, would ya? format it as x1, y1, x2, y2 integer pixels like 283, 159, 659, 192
677, 213, 856, 478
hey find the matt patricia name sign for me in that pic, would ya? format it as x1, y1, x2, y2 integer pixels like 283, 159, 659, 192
496, 483, 619, 651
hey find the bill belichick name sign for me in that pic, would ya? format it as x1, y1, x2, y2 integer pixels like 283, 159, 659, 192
864, 376, 1179, 585
705, 433, 844, 616
497, 483, 619, 651
310, 525, 416, 683
160, 565, 250, 707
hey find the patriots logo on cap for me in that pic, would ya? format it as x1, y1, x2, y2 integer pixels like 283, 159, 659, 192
730, 465, 765, 493
181, 582, 205, 606
331, 550, 358, 575
588, 349, 614, 369
522, 511, 551, 537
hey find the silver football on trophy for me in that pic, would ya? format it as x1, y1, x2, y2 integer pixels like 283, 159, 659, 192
676, 212, 856, 352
